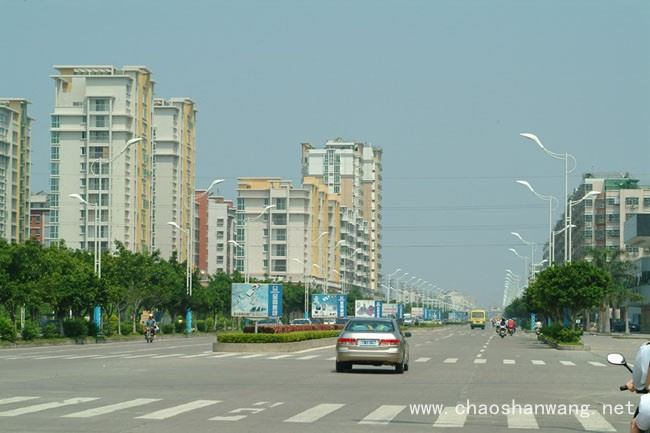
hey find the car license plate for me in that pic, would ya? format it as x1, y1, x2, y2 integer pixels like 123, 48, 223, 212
358, 339, 378, 347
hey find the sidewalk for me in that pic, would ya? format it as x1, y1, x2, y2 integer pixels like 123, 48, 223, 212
0, 332, 215, 350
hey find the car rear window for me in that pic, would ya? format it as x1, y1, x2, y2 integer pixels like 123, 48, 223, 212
345, 321, 395, 333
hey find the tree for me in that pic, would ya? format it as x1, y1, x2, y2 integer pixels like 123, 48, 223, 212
526, 260, 610, 329
584, 247, 636, 333
504, 297, 529, 319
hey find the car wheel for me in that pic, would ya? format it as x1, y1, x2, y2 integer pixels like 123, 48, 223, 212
336, 361, 349, 373
404, 362, 409, 372
395, 362, 405, 374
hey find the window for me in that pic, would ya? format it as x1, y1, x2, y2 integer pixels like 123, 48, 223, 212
272, 260, 287, 272
644, 197, 650, 207
263, 244, 269, 253
584, 199, 593, 207
50, 178, 59, 192
51, 132, 60, 144
606, 198, 617, 206
272, 213, 287, 225
50, 226, 59, 239
274, 228, 286, 241
34, 215, 41, 224
49, 194, 59, 207
263, 228, 269, 237
584, 214, 593, 222
237, 197, 245, 210
236, 228, 245, 241
81, 146, 86, 155
93, 99, 109, 111
236, 259, 244, 272
217, 219, 224, 227
263, 259, 269, 268
236, 213, 245, 224
626, 197, 639, 206
51, 116, 60, 128
216, 256, 224, 264
263, 214, 269, 222
334, 186, 340, 194
275, 198, 287, 210
264, 198, 270, 206
272, 244, 286, 256
217, 231, 224, 240
49, 210, 58, 223
90, 131, 109, 143
94, 115, 107, 127
50, 162, 59, 175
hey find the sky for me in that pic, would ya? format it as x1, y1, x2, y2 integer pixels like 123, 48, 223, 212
2, 0, 649, 309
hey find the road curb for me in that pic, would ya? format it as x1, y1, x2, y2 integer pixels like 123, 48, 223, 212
0, 332, 213, 350
213, 337, 338, 353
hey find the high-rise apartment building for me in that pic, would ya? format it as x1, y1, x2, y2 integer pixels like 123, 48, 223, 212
551, 173, 650, 263
29, 192, 50, 244
152, 98, 197, 262
0, 99, 32, 243
49, 65, 154, 253
301, 138, 382, 291
204, 196, 236, 275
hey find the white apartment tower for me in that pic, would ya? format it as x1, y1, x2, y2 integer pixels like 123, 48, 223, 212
0, 99, 32, 242
206, 196, 236, 275
301, 138, 382, 291
152, 98, 197, 261
49, 66, 154, 252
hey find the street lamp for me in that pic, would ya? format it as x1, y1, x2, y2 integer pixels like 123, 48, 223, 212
551, 224, 577, 263
244, 204, 276, 284
511, 232, 535, 277
516, 180, 558, 265
521, 133, 577, 262
293, 258, 309, 318
312, 263, 323, 293
567, 190, 601, 262
509, 248, 530, 287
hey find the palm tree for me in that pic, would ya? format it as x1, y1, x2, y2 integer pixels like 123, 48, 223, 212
583, 247, 636, 333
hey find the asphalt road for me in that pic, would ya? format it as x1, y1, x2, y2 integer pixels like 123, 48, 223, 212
0, 326, 643, 432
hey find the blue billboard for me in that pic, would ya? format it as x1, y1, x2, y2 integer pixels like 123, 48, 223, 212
231, 283, 283, 318
312, 294, 347, 318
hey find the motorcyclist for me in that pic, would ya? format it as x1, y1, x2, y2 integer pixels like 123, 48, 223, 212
625, 342, 650, 433
507, 318, 515, 330
534, 320, 543, 334
145, 314, 157, 339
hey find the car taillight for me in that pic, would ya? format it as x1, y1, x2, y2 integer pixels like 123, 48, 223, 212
337, 338, 357, 345
379, 339, 400, 346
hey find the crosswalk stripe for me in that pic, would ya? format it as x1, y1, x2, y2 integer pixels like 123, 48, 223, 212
589, 361, 606, 367
180, 353, 213, 359
575, 410, 616, 432
415, 357, 431, 363
63, 398, 161, 418
283, 403, 345, 423
444, 358, 458, 363
503, 359, 516, 364
95, 354, 132, 359
267, 354, 292, 360
136, 400, 221, 419
296, 355, 319, 360
560, 361, 576, 366
239, 354, 265, 359
209, 353, 239, 359
209, 415, 247, 421
123, 354, 158, 359
474, 359, 486, 364
152, 354, 184, 359
359, 405, 406, 425
0, 397, 39, 405
0, 397, 100, 417
433, 406, 467, 427
531, 360, 546, 365
507, 412, 539, 429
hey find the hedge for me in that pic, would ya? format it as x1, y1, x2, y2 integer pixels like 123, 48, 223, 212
243, 324, 343, 334
540, 323, 583, 343
21, 321, 39, 341
0, 318, 17, 342
63, 318, 87, 338
218, 330, 340, 343
161, 323, 175, 334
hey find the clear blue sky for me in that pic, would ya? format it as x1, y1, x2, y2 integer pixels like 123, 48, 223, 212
3, 0, 649, 308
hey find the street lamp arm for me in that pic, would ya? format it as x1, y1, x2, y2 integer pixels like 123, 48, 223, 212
196, 179, 225, 199
520, 132, 567, 160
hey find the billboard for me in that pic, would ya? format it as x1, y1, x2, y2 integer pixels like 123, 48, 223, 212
311, 294, 347, 318
355, 300, 383, 318
411, 307, 424, 318
231, 283, 283, 318
383, 303, 398, 318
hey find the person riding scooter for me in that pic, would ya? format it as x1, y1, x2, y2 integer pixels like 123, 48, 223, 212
507, 318, 516, 335
626, 342, 650, 433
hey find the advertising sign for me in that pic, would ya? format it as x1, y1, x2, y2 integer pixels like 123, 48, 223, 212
355, 300, 375, 318
397, 304, 405, 319
374, 300, 383, 318
231, 283, 283, 317
382, 303, 398, 318
424, 309, 433, 321
432, 309, 442, 321
311, 294, 347, 318
411, 307, 424, 318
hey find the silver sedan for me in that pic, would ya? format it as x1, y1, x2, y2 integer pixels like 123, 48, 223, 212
335, 318, 411, 373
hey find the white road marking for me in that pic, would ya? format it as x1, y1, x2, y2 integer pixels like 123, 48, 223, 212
474, 359, 486, 364
560, 361, 576, 366
180, 353, 213, 359
209, 353, 239, 358
480, 349, 485, 352
123, 354, 158, 359
575, 410, 616, 432
152, 354, 184, 359
0, 397, 39, 405
476, 354, 482, 358
31, 355, 74, 360
60, 355, 102, 359
589, 361, 606, 367
267, 354, 292, 360
503, 359, 515, 364
294, 345, 336, 353
296, 355, 319, 360
415, 357, 431, 363
283, 403, 345, 423
94, 354, 132, 359
63, 398, 161, 418
136, 400, 221, 419
327, 357, 336, 361
433, 406, 467, 427
0, 397, 99, 417
444, 358, 458, 363
507, 412, 539, 429
209, 415, 247, 421
531, 360, 546, 365
359, 405, 406, 424
239, 354, 265, 359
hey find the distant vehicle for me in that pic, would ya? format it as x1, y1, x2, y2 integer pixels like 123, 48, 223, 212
611, 321, 640, 333
290, 318, 312, 325
470, 309, 487, 329
403, 314, 414, 326
256, 317, 283, 325
335, 318, 411, 374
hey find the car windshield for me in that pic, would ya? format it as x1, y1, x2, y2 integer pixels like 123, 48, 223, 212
345, 320, 395, 333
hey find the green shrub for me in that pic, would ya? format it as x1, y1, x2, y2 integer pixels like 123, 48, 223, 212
161, 323, 174, 334
87, 321, 100, 337
174, 321, 185, 333
196, 320, 206, 332
42, 323, 60, 339
206, 318, 214, 331
136, 322, 144, 335
21, 321, 39, 341
541, 322, 583, 344
0, 318, 17, 342
120, 322, 132, 336
103, 315, 119, 336
63, 318, 87, 338
218, 330, 340, 343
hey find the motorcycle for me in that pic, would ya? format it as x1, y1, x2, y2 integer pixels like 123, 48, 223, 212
607, 352, 650, 433
497, 325, 507, 338
507, 326, 516, 336
535, 327, 541, 336
145, 326, 155, 343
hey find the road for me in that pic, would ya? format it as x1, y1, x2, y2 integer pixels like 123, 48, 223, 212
0, 326, 644, 432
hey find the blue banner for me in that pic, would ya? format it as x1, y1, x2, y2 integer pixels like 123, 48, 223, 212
374, 300, 383, 318
432, 309, 441, 321
268, 284, 283, 317
338, 295, 348, 317
232, 283, 283, 317
397, 304, 404, 319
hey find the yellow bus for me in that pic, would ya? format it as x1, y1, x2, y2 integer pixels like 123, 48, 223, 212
470, 309, 486, 329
